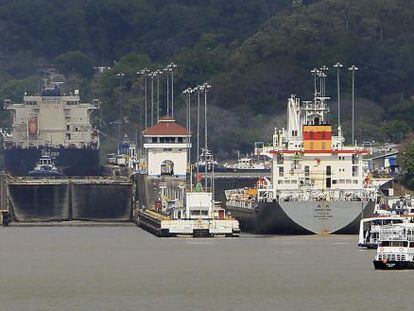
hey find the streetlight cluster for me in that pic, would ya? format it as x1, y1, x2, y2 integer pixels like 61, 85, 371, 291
135, 63, 178, 129
310, 63, 359, 145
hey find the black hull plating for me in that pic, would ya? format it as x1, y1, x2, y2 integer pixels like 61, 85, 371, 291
226, 200, 375, 235
4, 147, 100, 176
373, 260, 414, 270
8, 181, 132, 222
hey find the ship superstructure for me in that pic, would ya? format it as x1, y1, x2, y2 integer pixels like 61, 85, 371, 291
3, 81, 100, 176
225, 79, 377, 234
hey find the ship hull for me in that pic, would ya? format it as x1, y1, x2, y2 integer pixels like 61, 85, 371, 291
226, 199, 375, 234
4, 147, 100, 176
373, 260, 414, 270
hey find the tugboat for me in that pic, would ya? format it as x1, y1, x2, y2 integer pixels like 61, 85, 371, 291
373, 223, 414, 270
225, 72, 377, 234
28, 155, 64, 177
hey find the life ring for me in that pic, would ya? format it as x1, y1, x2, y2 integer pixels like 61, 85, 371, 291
379, 247, 384, 251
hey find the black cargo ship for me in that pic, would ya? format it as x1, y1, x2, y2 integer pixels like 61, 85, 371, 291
3, 82, 100, 176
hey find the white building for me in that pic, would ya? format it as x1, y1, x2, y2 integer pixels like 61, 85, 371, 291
143, 116, 191, 177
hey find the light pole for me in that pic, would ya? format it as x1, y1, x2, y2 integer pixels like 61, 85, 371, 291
164, 66, 171, 115
138, 68, 150, 129
349, 65, 358, 146
333, 62, 343, 127
149, 71, 156, 126
195, 85, 201, 174
116, 72, 125, 143
155, 70, 162, 122
202, 83, 211, 190
183, 87, 194, 189
169, 63, 177, 117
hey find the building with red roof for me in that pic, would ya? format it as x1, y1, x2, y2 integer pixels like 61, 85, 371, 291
143, 116, 191, 177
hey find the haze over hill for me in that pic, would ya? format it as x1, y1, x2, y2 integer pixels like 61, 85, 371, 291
0, 0, 413, 159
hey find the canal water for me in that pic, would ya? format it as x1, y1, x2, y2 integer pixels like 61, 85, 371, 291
0, 226, 413, 311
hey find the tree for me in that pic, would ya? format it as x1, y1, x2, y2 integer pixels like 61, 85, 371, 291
398, 137, 414, 188
54, 51, 94, 77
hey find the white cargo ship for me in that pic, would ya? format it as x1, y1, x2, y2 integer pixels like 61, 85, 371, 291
225, 78, 377, 234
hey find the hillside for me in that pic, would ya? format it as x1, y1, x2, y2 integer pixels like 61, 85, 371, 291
1, 0, 414, 159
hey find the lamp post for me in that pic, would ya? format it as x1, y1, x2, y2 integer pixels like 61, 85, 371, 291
195, 85, 201, 174
164, 66, 172, 115
333, 62, 343, 127
201, 83, 211, 190
168, 63, 177, 117
349, 65, 359, 146
138, 68, 150, 129
116, 72, 125, 143
149, 71, 156, 126
155, 70, 162, 122
183, 87, 194, 189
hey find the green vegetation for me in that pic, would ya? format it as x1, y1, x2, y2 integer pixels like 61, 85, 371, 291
398, 136, 414, 188
1, 0, 414, 160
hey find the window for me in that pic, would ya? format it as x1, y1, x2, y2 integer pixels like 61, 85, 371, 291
279, 167, 284, 177
352, 154, 358, 164
305, 166, 310, 177
201, 211, 208, 216
326, 165, 331, 176
277, 154, 284, 164
178, 137, 183, 143
152, 137, 157, 143
352, 166, 358, 177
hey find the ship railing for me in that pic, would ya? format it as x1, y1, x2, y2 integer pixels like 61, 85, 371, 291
226, 199, 255, 209
274, 188, 376, 202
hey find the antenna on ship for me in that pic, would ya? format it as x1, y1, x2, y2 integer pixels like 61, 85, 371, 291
311, 68, 319, 98
319, 65, 328, 97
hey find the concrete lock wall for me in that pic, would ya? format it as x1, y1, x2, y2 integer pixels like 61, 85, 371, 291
8, 180, 132, 222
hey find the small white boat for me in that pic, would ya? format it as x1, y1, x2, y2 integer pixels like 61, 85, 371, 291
358, 196, 414, 248
373, 223, 414, 270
